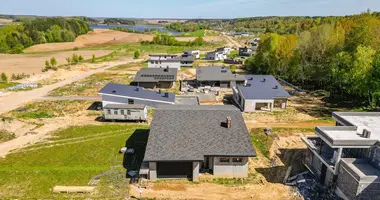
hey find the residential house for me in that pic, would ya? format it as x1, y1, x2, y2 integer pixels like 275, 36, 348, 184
148, 54, 181, 69
216, 46, 232, 55
233, 75, 290, 112
196, 66, 246, 88
302, 112, 380, 200
239, 46, 253, 57
103, 104, 147, 121
180, 55, 195, 67
98, 83, 175, 108
131, 68, 178, 89
206, 51, 227, 61
142, 105, 256, 181
183, 50, 200, 59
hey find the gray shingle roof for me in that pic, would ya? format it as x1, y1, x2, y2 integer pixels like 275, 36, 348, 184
196, 66, 246, 82
99, 83, 175, 103
238, 75, 290, 100
144, 105, 256, 161
103, 104, 146, 109
133, 68, 178, 83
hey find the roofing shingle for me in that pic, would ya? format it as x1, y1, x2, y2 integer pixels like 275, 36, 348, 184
238, 75, 290, 100
133, 68, 178, 83
144, 105, 256, 161
99, 83, 175, 103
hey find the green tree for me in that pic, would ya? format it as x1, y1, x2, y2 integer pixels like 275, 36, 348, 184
78, 55, 84, 62
0, 72, 8, 82
66, 57, 71, 64
50, 57, 57, 67
45, 60, 50, 68
134, 50, 140, 59
72, 54, 79, 64
91, 54, 96, 63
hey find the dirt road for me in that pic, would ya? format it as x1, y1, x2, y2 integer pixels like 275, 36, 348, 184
223, 34, 242, 48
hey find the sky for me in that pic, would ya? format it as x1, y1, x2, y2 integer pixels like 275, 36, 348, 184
0, 0, 380, 19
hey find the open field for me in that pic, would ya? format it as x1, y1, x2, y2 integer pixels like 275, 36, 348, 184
0, 18, 13, 24
0, 124, 148, 199
0, 50, 112, 76
25, 29, 226, 53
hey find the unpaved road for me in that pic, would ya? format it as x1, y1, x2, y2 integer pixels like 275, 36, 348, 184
36, 96, 101, 101
223, 34, 242, 48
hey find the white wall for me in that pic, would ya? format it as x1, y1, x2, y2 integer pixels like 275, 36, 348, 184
148, 61, 181, 69
149, 162, 157, 180
212, 157, 249, 178
244, 99, 274, 112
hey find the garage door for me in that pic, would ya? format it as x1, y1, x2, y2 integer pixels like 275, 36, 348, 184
157, 162, 192, 179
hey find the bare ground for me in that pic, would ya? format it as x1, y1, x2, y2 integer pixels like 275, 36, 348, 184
0, 50, 112, 76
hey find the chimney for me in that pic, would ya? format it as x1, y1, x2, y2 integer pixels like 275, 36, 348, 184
362, 129, 371, 138
226, 117, 231, 128
164, 66, 169, 72
135, 87, 139, 92
158, 89, 161, 94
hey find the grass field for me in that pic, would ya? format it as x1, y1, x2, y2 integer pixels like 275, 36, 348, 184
0, 124, 149, 199
0, 82, 18, 89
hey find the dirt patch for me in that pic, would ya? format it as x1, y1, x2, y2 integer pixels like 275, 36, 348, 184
175, 36, 225, 42
25, 29, 155, 53
0, 50, 112, 76
0, 18, 13, 24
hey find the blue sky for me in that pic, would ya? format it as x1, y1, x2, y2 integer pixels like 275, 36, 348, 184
1, 0, 379, 19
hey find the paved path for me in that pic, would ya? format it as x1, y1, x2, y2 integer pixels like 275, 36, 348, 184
0, 59, 141, 115
36, 96, 102, 101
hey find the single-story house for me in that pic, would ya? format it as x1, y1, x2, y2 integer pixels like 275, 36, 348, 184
196, 66, 246, 88
206, 51, 227, 61
131, 68, 178, 89
180, 56, 195, 67
143, 105, 256, 181
103, 104, 147, 121
183, 50, 200, 59
98, 83, 175, 108
232, 75, 290, 112
239, 46, 253, 57
216, 46, 232, 55
148, 54, 181, 69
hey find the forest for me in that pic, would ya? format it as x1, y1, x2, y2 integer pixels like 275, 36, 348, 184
141, 34, 205, 46
245, 12, 380, 107
103, 18, 136, 25
165, 22, 209, 32
0, 18, 91, 53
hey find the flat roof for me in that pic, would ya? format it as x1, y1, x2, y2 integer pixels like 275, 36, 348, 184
103, 104, 146, 109
133, 68, 178, 83
238, 75, 290, 100
144, 105, 256, 161
316, 112, 380, 147
196, 66, 246, 82
99, 83, 175, 104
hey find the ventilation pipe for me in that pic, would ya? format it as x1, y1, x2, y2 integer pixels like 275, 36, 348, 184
226, 117, 231, 128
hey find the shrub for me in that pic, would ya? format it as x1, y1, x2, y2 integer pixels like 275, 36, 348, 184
134, 50, 140, 59
1, 72, 8, 82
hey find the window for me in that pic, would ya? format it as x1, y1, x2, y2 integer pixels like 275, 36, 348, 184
127, 110, 131, 115
128, 99, 134, 104
219, 158, 230, 163
121, 110, 125, 115
114, 110, 118, 115
107, 109, 111, 115
151, 61, 154, 64
232, 158, 243, 163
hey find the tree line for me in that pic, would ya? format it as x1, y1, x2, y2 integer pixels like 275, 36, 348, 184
165, 22, 209, 32
0, 17, 91, 53
104, 18, 136, 25
141, 34, 206, 46
245, 12, 380, 107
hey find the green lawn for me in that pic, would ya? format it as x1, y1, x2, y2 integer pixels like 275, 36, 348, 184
0, 82, 18, 89
0, 124, 149, 199
181, 30, 205, 37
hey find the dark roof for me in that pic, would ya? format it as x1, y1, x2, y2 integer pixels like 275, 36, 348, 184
133, 68, 178, 83
180, 56, 195, 62
103, 104, 146, 109
238, 75, 290, 100
99, 83, 175, 104
196, 66, 246, 82
144, 105, 256, 161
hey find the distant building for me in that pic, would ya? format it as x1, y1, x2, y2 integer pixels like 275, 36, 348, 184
131, 68, 178, 89
183, 50, 200, 59
142, 105, 256, 181
302, 112, 380, 200
239, 46, 253, 57
103, 104, 147, 121
196, 66, 246, 88
206, 51, 227, 61
99, 83, 175, 108
216, 46, 232, 55
180, 56, 195, 67
148, 55, 181, 69
251, 42, 259, 51
233, 75, 290, 112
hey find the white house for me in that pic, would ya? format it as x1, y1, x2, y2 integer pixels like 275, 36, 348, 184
148, 54, 181, 69
183, 50, 200, 59
216, 46, 231, 55
206, 51, 227, 61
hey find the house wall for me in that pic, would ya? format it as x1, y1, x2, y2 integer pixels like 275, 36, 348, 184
193, 162, 200, 181
103, 108, 147, 121
101, 94, 173, 108
212, 157, 249, 178
149, 162, 157, 180
243, 99, 274, 112
148, 61, 181, 69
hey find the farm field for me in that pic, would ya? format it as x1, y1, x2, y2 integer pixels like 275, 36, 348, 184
0, 50, 112, 76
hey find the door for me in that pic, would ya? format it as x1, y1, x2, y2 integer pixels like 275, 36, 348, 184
157, 162, 192, 179
320, 164, 327, 184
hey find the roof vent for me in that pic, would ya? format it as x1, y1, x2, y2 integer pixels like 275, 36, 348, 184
273, 85, 278, 89
135, 88, 139, 92
226, 117, 232, 129
221, 70, 228, 73
164, 92, 169, 98
249, 77, 253, 80
362, 129, 371, 138
158, 89, 161, 94
262, 78, 266, 82
164, 66, 169, 72
112, 90, 116, 93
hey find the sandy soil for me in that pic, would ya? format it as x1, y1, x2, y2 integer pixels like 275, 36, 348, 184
176, 36, 225, 42
0, 18, 13, 24
25, 29, 155, 53
0, 50, 112, 76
